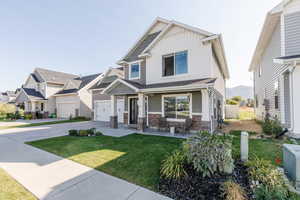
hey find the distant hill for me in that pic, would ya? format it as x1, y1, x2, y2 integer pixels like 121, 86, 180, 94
226, 85, 253, 99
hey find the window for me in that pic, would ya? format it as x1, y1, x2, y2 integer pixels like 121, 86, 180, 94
41, 103, 44, 111
163, 95, 190, 119
274, 81, 279, 109
129, 63, 140, 79
163, 51, 188, 77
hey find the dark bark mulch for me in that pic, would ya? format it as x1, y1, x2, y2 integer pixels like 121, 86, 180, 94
159, 160, 252, 200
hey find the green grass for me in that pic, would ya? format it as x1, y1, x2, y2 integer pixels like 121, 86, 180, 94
0, 119, 88, 130
231, 130, 287, 166
0, 168, 37, 200
28, 134, 183, 191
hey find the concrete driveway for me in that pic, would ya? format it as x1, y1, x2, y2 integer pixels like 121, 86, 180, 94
0, 121, 171, 200
0, 118, 65, 127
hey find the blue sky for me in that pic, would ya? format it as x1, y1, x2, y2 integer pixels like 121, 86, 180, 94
0, 0, 281, 91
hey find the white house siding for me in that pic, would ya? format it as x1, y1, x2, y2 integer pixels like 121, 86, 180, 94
254, 23, 283, 120
78, 89, 93, 118
24, 76, 38, 89
46, 83, 64, 114
56, 95, 80, 117
292, 66, 300, 133
284, 11, 300, 56
146, 25, 212, 85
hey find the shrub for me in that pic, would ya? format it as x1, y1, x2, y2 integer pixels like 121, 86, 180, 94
246, 157, 286, 188
87, 128, 96, 136
253, 185, 289, 200
95, 131, 103, 136
161, 150, 187, 179
222, 181, 247, 200
262, 119, 283, 135
226, 99, 239, 105
78, 130, 89, 137
68, 129, 78, 136
184, 131, 234, 177
24, 113, 33, 120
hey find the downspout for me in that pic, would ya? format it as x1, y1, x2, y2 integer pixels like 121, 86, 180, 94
290, 62, 296, 133
207, 87, 214, 133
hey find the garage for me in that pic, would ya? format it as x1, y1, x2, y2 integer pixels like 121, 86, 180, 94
57, 103, 76, 118
94, 100, 124, 122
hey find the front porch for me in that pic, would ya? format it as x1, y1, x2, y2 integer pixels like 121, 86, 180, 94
101, 78, 223, 134
24, 100, 49, 119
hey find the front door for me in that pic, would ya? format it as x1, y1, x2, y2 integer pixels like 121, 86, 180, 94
129, 98, 138, 124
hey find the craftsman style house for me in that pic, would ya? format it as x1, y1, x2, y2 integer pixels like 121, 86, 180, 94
16, 68, 102, 119
249, 0, 300, 135
101, 17, 229, 133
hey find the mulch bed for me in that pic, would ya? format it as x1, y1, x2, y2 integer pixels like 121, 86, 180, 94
159, 160, 252, 200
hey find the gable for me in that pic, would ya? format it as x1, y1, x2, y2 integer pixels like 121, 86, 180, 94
16, 90, 29, 103
105, 82, 136, 96
148, 21, 168, 34
24, 75, 38, 89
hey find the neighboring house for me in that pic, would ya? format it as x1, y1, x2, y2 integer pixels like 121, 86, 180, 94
0, 91, 17, 104
101, 17, 229, 132
16, 68, 78, 118
89, 67, 124, 122
53, 73, 103, 118
249, 0, 300, 134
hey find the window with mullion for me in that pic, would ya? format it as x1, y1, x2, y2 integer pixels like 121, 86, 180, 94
164, 95, 190, 119
162, 51, 187, 77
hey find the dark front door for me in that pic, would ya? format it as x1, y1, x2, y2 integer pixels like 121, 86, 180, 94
129, 98, 138, 124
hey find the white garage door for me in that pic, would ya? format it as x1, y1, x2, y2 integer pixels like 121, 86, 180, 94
95, 100, 124, 122
57, 103, 76, 118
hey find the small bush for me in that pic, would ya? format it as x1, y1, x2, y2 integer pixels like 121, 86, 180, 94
95, 131, 103, 136
24, 113, 33, 120
184, 131, 234, 177
87, 128, 96, 136
246, 157, 286, 188
78, 130, 89, 137
161, 150, 187, 179
262, 119, 283, 135
222, 181, 247, 200
68, 129, 78, 136
253, 185, 289, 200
226, 99, 239, 105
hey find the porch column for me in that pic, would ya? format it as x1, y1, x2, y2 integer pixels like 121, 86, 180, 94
201, 90, 210, 121
110, 95, 118, 128
31, 101, 36, 119
138, 93, 146, 132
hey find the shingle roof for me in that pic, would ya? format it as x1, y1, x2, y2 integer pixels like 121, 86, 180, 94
35, 68, 78, 84
121, 78, 217, 90
23, 88, 46, 100
89, 75, 119, 90
123, 31, 161, 62
55, 73, 101, 95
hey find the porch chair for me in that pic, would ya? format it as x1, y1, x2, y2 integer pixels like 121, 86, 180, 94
158, 117, 169, 132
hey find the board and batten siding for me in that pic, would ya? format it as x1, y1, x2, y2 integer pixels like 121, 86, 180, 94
284, 11, 300, 56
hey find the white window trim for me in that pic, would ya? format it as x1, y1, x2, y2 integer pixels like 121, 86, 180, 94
161, 93, 192, 120
162, 50, 188, 78
129, 61, 141, 80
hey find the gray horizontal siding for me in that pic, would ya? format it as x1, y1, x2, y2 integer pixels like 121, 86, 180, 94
285, 11, 300, 56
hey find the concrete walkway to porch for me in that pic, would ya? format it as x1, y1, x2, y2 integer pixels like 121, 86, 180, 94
0, 121, 172, 200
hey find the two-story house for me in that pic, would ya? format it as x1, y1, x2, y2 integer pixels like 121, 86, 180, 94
16, 68, 79, 118
100, 17, 229, 133
249, 0, 300, 135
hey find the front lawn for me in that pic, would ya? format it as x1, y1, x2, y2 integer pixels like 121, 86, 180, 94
28, 134, 183, 190
0, 168, 37, 200
0, 119, 89, 130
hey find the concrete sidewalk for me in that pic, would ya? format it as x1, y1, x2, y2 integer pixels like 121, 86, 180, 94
0, 123, 171, 200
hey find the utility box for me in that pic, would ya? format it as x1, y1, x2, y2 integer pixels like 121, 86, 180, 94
283, 144, 300, 191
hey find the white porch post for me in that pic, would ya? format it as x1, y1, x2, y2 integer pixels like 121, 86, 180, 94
31, 101, 36, 119
201, 90, 210, 121
138, 93, 146, 131
110, 95, 118, 128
